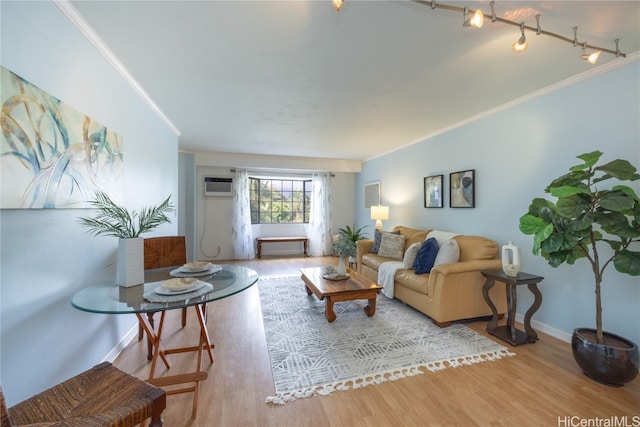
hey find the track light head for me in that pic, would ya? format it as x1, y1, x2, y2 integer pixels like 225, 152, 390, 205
331, 0, 344, 12
463, 7, 484, 28
512, 22, 527, 53
581, 43, 601, 65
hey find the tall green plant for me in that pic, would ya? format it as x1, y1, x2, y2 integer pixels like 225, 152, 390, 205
338, 225, 369, 243
519, 151, 640, 344
78, 191, 174, 238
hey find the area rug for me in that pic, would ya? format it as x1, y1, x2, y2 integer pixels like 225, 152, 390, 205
258, 275, 515, 405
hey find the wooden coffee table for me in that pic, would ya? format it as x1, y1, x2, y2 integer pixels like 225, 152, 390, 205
300, 267, 383, 322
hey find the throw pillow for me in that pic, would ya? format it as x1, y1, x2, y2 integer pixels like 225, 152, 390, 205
377, 233, 406, 260
370, 229, 400, 254
414, 237, 439, 274
434, 238, 460, 266
403, 242, 421, 269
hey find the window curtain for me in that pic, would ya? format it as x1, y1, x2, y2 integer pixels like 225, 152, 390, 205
308, 172, 331, 256
231, 169, 255, 259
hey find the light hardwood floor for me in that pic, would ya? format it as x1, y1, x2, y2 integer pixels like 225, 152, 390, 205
114, 256, 640, 426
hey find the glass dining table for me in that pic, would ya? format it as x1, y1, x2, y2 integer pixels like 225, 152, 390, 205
71, 264, 259, 419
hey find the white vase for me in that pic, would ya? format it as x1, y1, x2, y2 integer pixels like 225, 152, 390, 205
118, 237, 144, 287
337, 257, 347, 276
502, 241, 521, 277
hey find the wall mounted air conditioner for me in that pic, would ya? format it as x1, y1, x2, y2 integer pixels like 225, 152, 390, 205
204, 177, 233, 197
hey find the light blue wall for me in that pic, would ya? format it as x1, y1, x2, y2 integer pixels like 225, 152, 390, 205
356, 60, 640, 346
1, 1, 179, 405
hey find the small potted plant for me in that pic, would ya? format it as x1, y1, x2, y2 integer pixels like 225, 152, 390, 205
519, 151, 639, 385
78, 191, 174, 286
332, 233, 357, 277
338, 225, 368, 264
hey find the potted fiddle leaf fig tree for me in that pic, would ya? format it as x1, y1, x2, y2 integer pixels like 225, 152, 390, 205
78, 191, 174, 287
519, 151, 640, 386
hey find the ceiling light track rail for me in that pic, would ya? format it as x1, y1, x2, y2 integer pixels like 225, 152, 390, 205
411, 0, 626, 60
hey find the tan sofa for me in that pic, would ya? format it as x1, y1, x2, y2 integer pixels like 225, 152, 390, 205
356, 226, 507, 327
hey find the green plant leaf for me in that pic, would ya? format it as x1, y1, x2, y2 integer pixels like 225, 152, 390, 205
613, 250, 640, 276
611, 185, 640, 202
549, 185, 590, 198
570, 151, 602, 171
519, 214, 547, 235
598, 191, 635, 212
595, 159, 637, 180
556, 195, 590, 218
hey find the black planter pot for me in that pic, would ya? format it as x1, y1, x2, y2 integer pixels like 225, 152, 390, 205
571, 328, 639, 386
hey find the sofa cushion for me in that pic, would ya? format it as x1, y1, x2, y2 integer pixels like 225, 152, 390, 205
403, 242, 421, 269
362, 253, 393, 271
370, 229, 400, 254
414, 237, 439, 274
434, 239, 460, 266
392, 226, 431, 253
377, 233, 406, 260
455, 235, 499, 262
395, 269, 430, 295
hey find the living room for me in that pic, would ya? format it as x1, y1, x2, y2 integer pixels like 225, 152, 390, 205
1, 0, 638, 423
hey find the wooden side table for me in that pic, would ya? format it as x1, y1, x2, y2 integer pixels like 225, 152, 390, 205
481, 269, 544, 346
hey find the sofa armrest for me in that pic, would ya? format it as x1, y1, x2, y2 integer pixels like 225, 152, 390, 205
356, 239, 374, 272
430, 259, 502, 276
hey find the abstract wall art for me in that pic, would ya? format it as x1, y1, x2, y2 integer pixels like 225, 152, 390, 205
449, 169, 475, 208
1, 66, 123, 209
423, 175, 443, 208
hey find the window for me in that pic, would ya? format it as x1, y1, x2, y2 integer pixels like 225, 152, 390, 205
249, 178, 312, 224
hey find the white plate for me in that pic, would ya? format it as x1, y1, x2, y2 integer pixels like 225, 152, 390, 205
170, 265, 223, 277
154, 280, 207, 295
179, 261, 214, 273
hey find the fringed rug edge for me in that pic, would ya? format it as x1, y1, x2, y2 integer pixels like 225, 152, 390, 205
265, 347, 515, 405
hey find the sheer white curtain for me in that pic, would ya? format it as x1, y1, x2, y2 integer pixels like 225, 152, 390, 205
231, 169, 255, 259
308, 172, 331, 256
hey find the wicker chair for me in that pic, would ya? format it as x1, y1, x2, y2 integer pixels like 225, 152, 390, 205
140, 236, 189, 360
1, 362, 165, 426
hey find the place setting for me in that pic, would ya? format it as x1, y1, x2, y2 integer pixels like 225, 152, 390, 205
169, 261, 223, 278
143, 261, 222, 303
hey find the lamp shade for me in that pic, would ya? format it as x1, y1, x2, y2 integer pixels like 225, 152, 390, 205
370, 205, 389, 221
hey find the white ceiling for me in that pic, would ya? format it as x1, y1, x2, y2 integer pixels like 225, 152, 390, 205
69, 0, 639, 161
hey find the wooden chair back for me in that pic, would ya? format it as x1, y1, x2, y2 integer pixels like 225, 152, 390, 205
144, 236, 187, 270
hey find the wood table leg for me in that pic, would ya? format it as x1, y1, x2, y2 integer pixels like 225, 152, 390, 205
482, 278, 499, 331
305, 285, 312, 296
136, 312, 170, 370
325, 297, 337, 322
507, 284, 518, 342
524, 283, 543, 341
364, 296, 377, 317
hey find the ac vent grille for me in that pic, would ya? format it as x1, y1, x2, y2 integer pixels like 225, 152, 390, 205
204, 177, 233, 197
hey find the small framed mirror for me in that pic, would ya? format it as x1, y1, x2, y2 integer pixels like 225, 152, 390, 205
364, 181, 381, 209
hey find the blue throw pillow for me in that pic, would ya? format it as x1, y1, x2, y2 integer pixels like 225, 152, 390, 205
414, 238, 440, 274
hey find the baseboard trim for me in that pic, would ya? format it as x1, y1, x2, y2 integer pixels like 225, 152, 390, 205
102, 323, 138, 363
514, 313, 572, 343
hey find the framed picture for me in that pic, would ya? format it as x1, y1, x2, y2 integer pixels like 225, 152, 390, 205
423, 175, 443, 208
364, 181, 381, 209
450, 169, 475, 208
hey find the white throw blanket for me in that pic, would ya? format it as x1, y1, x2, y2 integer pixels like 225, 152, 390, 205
378, 261, 405, 298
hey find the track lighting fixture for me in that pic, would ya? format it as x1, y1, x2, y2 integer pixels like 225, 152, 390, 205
463, 6, 483, 28
411, 0, 627, 61
332, 0, 344, 12
512, 22, 527, 53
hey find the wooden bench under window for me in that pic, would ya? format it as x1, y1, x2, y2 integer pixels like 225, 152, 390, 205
256, 237, 308, 258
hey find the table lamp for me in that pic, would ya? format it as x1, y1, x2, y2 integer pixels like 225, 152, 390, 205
370, 205, 389, 231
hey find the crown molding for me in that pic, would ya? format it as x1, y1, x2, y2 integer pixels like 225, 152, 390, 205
53, 0, 181, 137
